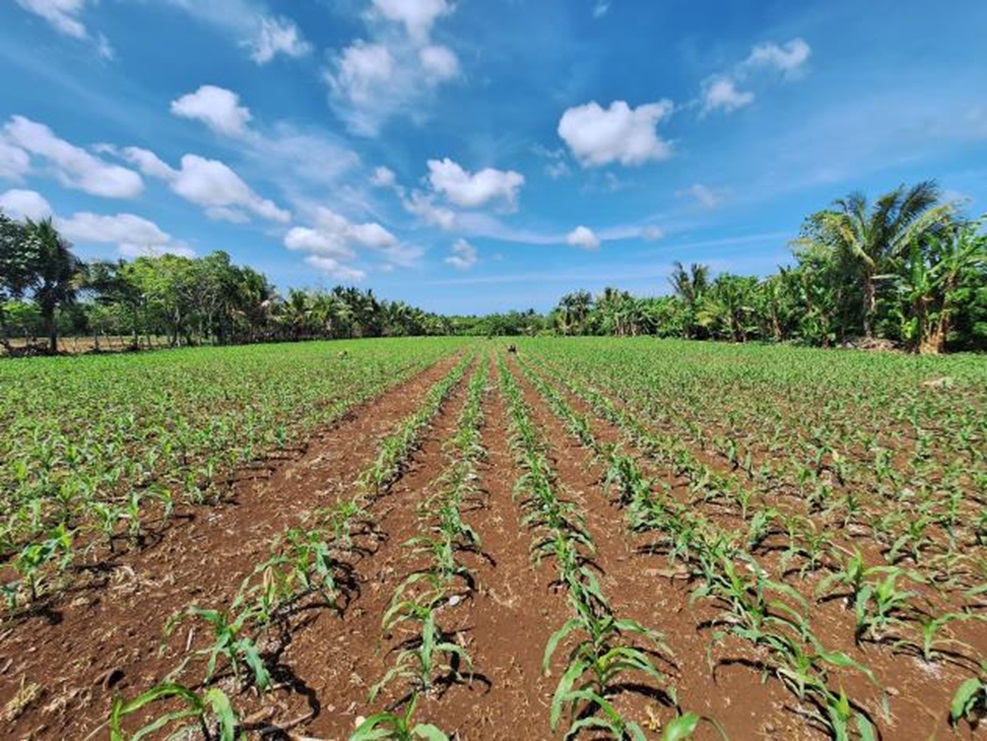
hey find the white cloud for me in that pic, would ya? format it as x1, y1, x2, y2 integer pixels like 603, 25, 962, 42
701, 77, 754, 115
330, 42, 396, 107
58, 211, 194, 257
744, 38, 811, 75
14, 1, 114, 57
402, 190, 457, 230
349, 221, 398, 249
427, 158, 525, 209
249, 15, 312, 64
0, 189, 53, 221
419, 45, 459, 84
170, 155, 290, 222
371, 0, 450, 43
699, 38, 811, 116
171, 85, 253, 137
286, 206, 412, 273
15, 0, 87, 38
123, 145, 289, 223
676, 183, 724, 208
204, 206, 250, 223
304, 255, 367, 282
445, 238, 477, 270
593, 1, 611, 18
0, 140, 31, 180
325, 2, 460, 135
121, 146, 178, 179
558, 100, 673, 167
285, 226, 354, 259
640, 225, 665, 240
162, 1, 310, 65
370, 165, 397, 188
3, 116, 143, 199
566, 225, 601, 250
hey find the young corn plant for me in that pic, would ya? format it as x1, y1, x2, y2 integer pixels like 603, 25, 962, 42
109, 682, 238, 741
950, 662, 987, 731
164, 605, 271, 692
351, 693, 449, 741
373, 588, 473, 702
544, 583, 676, 740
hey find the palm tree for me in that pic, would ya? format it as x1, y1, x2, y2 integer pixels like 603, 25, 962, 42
24, 218, 82, 353
796, 181, 954, 339
669, 262, 709, 339
556, 291, 593, 336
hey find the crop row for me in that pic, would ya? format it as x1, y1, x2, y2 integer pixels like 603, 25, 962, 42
107, 355, 474, 740
517, 347, 986, 737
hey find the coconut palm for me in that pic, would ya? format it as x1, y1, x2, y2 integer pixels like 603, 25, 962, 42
796, 181, 954, 339
24, 218, 83, 353
669, 262, 709, 339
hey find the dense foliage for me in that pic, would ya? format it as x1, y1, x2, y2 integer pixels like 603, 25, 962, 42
1, 181, 984, 354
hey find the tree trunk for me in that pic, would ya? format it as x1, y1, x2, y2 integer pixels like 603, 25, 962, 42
862, 274, 876, 339
44, 305, 58, 354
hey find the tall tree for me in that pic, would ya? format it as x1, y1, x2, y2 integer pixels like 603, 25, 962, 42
669, 261, 709, 339
24, 218, 82, 353
795, 181, 954, 339
0, 211, 34, 351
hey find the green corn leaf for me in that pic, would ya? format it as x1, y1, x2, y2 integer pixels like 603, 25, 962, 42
662, 712, 700, 741
950, 677, 983, 723
412, 724, 450, 740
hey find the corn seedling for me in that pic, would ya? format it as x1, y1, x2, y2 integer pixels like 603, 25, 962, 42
109, 682, 238, 741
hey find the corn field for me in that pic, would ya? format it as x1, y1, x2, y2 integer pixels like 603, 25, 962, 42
0, 337, 984, 740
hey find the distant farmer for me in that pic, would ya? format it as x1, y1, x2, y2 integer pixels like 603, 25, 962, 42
507, 344, 518, 354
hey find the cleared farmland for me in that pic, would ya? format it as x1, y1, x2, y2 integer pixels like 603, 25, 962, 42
0, 338, 984, 740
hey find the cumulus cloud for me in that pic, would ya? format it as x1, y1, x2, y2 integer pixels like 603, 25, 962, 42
58, 211, 194, 257
445, 238, 477, 270
170, 155, 289, 222
593, 1, 611, 18
0, 140, 31, 180
402, 190, 457, 230
286, 206, 413, 274
701, 77, 754, 115
120, 147, 178, 179
117, 143, 290, 223
676, 183, 724, 208
700, 37, 811, 116
330, 42, 395, 108
3, 116, 143, 198
370, 166, 397, 188
171, 85, 253, 137
304, 255, 367, 282
285, 225, 354, 259
249, 15, 312, 64
0, 189, 53, 221
566, 225, 601, 250
325, 1, 460, 135
370, 0, 451, 43
426, 158, 524, 209
558, 100, 674, 167
419, 45, 460, 84
640, 225, 665, 240
162, 1, 310, 65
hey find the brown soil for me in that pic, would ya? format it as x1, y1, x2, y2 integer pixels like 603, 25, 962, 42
1, 347, 983, 741
0, 353, 463, 739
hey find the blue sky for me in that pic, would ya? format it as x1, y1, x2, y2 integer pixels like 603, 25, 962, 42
1, 0, 986, 313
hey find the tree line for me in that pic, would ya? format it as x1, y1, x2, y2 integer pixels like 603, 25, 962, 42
1, 181, 984, 355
